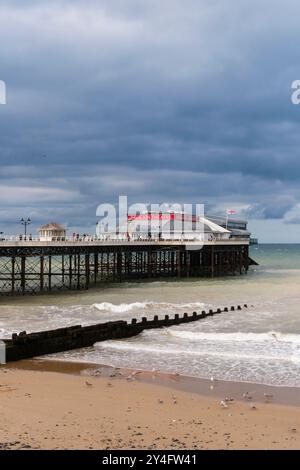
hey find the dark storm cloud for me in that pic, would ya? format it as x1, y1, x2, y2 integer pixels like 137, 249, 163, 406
1, 0, 300, 236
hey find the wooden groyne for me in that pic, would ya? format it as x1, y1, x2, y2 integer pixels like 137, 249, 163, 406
2, 304, 248, 363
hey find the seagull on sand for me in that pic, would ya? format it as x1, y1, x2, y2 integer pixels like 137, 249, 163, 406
85, 381, 93, 387
243, 392, 253, 401
219, 400, 228, 409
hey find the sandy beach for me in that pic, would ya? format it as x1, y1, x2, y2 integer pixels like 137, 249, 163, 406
0, 361, 300, 450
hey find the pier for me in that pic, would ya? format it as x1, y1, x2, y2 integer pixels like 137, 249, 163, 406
0, 239, 250, 296
2, 304, 248, 362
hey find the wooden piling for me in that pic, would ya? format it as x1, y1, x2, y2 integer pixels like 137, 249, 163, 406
0, 242, 251, 296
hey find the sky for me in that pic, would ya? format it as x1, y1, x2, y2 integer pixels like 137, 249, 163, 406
1, 1, 300, 242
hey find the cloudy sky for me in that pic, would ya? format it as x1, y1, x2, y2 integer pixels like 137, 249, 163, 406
1, 0, 300, 241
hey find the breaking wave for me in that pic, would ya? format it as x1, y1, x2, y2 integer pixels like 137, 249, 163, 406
166, 330, 300, 345
93, 301, 207, 314
93, 329, 300, 368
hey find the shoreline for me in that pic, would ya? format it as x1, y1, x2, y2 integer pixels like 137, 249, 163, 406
6, 358, 300, 407
1, 360, 300, 449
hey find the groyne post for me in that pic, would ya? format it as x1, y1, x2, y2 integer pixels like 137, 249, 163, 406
2, 305, 249, 362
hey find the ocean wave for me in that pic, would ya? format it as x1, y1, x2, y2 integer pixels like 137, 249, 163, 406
94, 339, 300, 364
93, 302, 152, 313
166, 330, 300, 345
93, 301, 207, 314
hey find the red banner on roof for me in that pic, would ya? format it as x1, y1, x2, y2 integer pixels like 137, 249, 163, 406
128, 213, 199, 222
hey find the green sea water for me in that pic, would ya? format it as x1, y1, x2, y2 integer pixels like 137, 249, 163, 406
1, 244, 300, 387
251, 244, 300, 270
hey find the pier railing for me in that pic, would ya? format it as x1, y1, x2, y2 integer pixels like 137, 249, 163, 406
0, 234, 250, 244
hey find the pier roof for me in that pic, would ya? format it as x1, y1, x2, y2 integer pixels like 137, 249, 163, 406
39, 222, 66, 231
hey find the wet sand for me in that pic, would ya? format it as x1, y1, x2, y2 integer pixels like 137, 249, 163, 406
8, 358, 300, 407
0, 360, 300, 450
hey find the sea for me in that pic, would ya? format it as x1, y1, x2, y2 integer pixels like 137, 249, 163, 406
1, 244, 300, 387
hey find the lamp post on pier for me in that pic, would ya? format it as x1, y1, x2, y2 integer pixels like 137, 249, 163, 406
21, 218, 31, 238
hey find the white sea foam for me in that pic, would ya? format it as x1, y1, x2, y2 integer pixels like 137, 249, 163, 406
93, 301, 207, 313
167, 330, 300, 345
94, 340, 300, 364
93, 302, 152, 313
